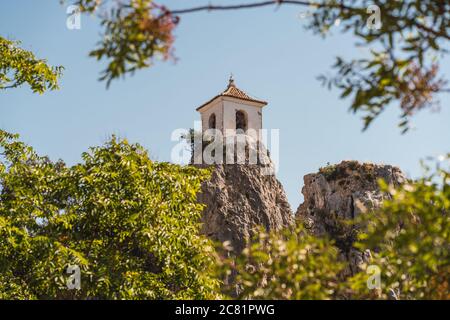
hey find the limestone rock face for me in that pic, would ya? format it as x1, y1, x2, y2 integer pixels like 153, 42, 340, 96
296, 161, 406, 275
197, 164, 293, 253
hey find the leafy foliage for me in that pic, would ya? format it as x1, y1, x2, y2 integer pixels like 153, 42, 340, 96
216, 224, 344, 300
0, 130, 219, 299
0, 37, 63, 93
310, 0, 449, 131
75, 0, 177, 87
348, 156, 450, 299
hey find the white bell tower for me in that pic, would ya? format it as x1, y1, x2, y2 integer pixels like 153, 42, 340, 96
196, 76, 267, 139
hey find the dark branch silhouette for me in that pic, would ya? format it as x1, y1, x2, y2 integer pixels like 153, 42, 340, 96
170, 0, 327, 15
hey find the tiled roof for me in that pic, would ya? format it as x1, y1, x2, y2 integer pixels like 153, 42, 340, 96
196, 77, 267, 111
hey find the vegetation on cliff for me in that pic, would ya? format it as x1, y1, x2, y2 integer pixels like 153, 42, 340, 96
1, 130, 448, 299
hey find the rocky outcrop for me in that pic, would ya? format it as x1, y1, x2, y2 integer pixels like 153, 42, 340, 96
296, 160, 406, 275
197, 164, 293, 253
197, 159, 406, 273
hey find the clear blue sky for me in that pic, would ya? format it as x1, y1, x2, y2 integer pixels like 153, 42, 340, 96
1, 1, 449, 209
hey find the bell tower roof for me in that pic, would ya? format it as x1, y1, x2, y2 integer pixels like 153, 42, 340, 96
196, 77, 267, 111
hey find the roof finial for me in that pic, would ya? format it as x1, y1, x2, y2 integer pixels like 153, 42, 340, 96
228, 73, 235, 87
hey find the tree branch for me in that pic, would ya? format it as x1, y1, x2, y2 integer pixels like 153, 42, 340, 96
169, 1, 450, 44
415, 22, 450, 41
170, 0, 325, 15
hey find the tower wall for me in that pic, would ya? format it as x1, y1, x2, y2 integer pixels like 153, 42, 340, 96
200, 99, 223, 133
222, 98, 263, 139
